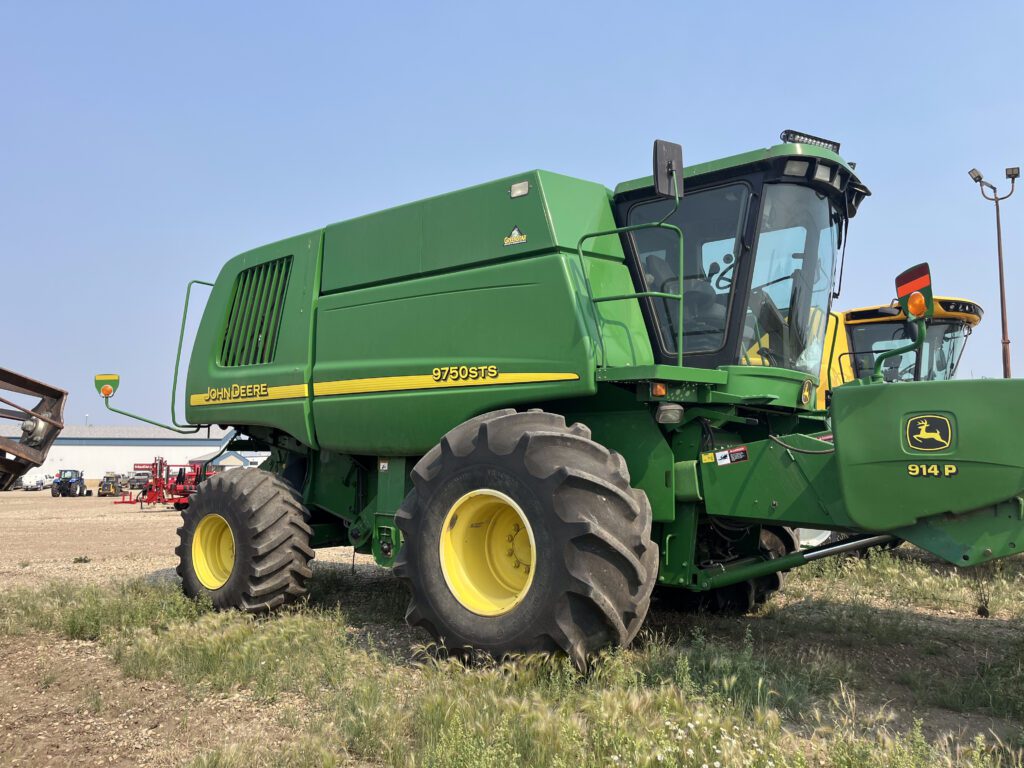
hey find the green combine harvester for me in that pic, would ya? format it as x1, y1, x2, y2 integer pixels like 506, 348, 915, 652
98, 131, 1024, 665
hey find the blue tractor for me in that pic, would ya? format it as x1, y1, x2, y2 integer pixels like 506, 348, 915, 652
51, 469, 91, 497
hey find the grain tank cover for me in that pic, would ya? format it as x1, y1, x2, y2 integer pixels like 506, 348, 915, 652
320, 171, 623, 294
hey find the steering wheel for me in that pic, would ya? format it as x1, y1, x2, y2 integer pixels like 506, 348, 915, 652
713, 257, 735, 291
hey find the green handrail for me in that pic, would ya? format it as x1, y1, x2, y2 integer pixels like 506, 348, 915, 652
102, 279, 214, 434
576, 174, 685, 367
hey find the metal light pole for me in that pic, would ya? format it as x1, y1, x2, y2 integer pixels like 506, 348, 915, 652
969, 166, 1018, 378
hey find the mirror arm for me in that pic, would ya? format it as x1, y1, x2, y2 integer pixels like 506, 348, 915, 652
100, 396, 203, 434
870, 317, 926, 382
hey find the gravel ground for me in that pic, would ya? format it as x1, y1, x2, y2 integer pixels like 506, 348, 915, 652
0, 491, 377, 587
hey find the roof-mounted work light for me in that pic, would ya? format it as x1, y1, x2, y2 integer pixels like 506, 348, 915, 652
779, 130, 841, 153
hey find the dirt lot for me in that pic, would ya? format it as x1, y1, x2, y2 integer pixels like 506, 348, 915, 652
0, 492, 382, 767
0, 492, 372, 586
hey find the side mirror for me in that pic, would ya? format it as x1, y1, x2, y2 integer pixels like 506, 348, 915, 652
94, 374, 120, 399
653, 140, 684, 198
894, 263, 934, 320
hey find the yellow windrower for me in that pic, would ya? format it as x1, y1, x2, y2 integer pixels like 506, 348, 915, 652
817, 295, 983, 408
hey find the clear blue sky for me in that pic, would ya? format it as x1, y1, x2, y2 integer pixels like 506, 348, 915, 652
2, 1, 1021, 424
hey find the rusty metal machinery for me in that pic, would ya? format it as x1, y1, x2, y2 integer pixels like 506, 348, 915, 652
0, 368, 66, 491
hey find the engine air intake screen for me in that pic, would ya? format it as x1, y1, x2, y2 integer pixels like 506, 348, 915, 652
219, 256, 292, 367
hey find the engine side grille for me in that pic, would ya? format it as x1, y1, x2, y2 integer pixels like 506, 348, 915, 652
219, 257, 292, 367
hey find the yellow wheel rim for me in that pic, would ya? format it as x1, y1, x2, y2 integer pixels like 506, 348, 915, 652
192, 514, 235, 590
439, 489, 536, 616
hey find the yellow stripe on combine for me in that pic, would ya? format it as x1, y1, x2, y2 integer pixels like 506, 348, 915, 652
95, 374, 120, 381
189, 372, 580, 407
313, 372, 580, 397
189, 383, 309, 407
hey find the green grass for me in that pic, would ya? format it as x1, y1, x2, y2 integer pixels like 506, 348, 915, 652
0, 579, 208, 640
3, 551, 1024, 767
788, 550, 1024, 620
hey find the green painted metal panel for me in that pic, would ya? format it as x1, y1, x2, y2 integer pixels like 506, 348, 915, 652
184, 231, 322, 447
597, 365, 728, 385
673, 460, 701, 501
557, 386, 676, 523
311, 254, 597, 455
579, 255, 655, 369
320, 170, 621, 294
700, 435, 848, 529
832, 378, 1024, 530
895, 499, 1024, 567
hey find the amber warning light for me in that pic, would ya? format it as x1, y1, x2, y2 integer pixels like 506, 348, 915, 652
894, 262, 934, 320
94, 374, 120, 398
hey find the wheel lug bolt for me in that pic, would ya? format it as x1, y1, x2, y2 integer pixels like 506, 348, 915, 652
507, 548, 514, 556
514, 560, 521, 568
506, 535, 514, 542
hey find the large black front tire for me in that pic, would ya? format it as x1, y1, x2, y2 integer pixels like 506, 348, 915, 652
395, 409, 658, 667
176, 469, 314, 612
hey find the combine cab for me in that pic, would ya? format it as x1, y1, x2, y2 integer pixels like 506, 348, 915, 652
0, 369, 66, 491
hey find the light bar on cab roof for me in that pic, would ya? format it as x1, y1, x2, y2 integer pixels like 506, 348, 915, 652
780, 130, 841, 154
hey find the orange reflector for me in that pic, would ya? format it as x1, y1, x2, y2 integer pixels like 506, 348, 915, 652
101, 384, 113, 397
651, 382, 667, 397
907, 291, 927, 318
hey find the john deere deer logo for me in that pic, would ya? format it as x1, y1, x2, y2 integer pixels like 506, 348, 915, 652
906, 415, 952, 451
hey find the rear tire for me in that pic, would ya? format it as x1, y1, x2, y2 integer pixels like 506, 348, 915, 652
395, 409, 658, 667
176, 469, 314, 612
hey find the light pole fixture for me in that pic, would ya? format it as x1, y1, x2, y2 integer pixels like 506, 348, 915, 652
969, 165, 1017, 378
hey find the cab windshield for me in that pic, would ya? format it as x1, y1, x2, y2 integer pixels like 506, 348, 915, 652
628, 183, 749, 355
741, 184, 841, 375
627, 181, 842, 375
846, 320, 971, 382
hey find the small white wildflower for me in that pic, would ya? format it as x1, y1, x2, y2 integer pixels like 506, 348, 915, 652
714, 762, 721, 768
686, 748, 694, 757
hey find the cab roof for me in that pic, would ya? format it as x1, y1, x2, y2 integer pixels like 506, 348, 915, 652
615, 141, 868, 201
841, 297, 984, 326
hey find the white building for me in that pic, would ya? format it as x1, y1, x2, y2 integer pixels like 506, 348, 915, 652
1, 424, 235, 481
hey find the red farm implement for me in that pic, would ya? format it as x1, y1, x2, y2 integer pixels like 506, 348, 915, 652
116, 457, 215, 510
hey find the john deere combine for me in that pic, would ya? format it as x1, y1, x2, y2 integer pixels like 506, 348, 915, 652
98, 131, 1024, 665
